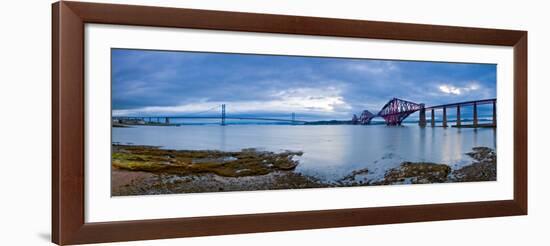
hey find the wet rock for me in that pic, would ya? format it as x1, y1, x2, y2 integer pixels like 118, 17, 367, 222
112, 144, 303, 178
338, 168, 369, 183
466, 147, 496, 162
375, 162, 451, 185
451, 147, 496, 182
112, 170, 331, 196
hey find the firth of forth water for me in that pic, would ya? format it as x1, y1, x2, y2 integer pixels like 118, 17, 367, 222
112, 124, 496, 181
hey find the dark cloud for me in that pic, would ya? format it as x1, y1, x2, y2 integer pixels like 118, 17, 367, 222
112, 49, 496, 119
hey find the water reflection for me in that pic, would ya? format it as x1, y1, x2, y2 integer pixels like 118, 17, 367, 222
112, 124, 495, 181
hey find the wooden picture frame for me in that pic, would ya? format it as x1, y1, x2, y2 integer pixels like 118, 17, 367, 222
52, 1, 527, 245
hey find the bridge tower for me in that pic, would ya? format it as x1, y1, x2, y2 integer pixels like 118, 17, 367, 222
291, 112, 296, 125
221, 104, 226, 126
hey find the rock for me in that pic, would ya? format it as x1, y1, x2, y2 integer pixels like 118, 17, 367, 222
375, 162, 451, 185
112, 144, 303, 178
452, 147, 496, 182
338, 167, 369, 183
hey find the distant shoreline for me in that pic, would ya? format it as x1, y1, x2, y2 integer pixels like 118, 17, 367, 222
112, 120, 496, 127
112, 119, 306, 127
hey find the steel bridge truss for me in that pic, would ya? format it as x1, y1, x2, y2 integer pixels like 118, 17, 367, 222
377, 98, 423, 126
355, 110, 375, 125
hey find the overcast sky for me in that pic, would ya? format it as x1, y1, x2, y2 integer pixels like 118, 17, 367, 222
112, 49, 496, 120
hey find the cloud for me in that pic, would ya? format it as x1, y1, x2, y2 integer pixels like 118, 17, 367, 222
438, 82, 482, 95
438, 85, 462, 95
113, 86, 352, 118
270, 86, 350, 111
112, 49, 496, 119
342, 60, 398, 74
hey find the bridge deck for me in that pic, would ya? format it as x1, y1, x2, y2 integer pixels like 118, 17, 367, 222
425, 98, 496, 109
113, 98, 496, 127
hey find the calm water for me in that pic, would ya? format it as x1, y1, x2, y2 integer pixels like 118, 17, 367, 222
112, 124, 496, 181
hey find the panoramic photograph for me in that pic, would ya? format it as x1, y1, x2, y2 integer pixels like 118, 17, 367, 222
111, 48, 497, 196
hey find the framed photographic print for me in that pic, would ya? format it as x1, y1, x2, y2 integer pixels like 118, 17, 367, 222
52, 1, 527, 245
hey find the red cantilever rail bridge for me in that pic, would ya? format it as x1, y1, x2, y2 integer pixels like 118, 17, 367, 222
354, 98, 496, 127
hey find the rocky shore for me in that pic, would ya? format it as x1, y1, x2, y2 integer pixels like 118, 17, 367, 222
450, 147, 497, 182
112, 145, 497, 196
112, 145, 328, 195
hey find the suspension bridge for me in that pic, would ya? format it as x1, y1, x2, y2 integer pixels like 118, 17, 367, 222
113, 104, 305, 126
113, 98, 496, 128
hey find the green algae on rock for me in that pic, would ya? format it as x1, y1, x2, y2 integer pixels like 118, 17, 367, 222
112, 144, 303, 177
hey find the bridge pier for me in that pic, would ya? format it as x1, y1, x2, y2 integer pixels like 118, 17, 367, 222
456, 105, 461, 127
165, 117, 170, 124
473, 102, 478, 127
221, 104, 226, 126
442, 107, 447, 127
430, 109, 435, 127
419, 104, 426, 127
291, 112, 296, 125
